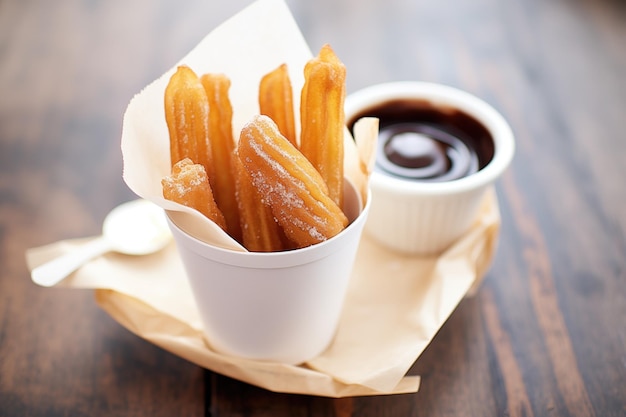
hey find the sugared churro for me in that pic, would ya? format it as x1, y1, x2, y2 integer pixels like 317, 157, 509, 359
162, 158, 227, 230
259, 64, 297, 147
200, 73, 241, 241
162, 45, 352, 251
299, 44, 346, 208
164, 66, 212, 178
233, 154, 286, 252
238, 115, 348, 248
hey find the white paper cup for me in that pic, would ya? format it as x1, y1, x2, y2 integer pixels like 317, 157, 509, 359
345, 82, 514, 255
167, 180, 369, 364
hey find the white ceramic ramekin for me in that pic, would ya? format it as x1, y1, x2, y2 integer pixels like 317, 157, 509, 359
345, 82, 514, 255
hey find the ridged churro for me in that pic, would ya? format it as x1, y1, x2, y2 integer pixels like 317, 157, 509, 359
164, 66, 212, 177
259, 63, 297, 147
233, 155, 286, 252
200, 73, 242, 241
161, 44, 352, 251
162, 158, 227, 230
238, 115, 348, 248
299, 44, 346, 208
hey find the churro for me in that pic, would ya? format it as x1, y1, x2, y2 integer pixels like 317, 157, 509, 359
233, 155, 286, 252
259, 64, 297, 147
299, 44, 346, 208
238, 115, 348, 248
162, 45, 352, 251
162, 158, 227, 230
200, 73, 242, 241
164, 66, 212, 177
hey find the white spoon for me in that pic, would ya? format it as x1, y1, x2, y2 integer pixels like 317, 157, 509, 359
32, 199, 172, 287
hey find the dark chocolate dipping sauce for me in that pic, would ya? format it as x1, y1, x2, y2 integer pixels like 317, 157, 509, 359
349, 99, 495, 182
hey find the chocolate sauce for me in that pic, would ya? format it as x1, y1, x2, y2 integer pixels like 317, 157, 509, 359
348, 99, 494, 182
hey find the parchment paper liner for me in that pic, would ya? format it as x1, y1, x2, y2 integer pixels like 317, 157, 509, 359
26, 188, 499, 397
25, 0, 502, 397
120, 0, 372, 250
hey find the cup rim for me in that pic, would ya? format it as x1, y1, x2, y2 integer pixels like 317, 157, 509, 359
345, 81, 515, 196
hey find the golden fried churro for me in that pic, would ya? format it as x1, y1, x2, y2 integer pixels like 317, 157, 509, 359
299, 44, 346, 208
164, 66, 212, 176
200, 73, 242, 241
259, 63, 297, 147
162, 158, 227, 230
238, 115, 348, 249
233, 154, 285, 252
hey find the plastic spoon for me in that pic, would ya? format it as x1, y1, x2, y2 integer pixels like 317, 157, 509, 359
32, 199, 172, 287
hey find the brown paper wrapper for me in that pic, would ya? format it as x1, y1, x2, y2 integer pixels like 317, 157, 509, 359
25, 0, 502, 397
26, 187, 499, 397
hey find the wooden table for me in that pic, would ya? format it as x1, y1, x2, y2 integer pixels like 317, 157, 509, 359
1, 0, 624, 415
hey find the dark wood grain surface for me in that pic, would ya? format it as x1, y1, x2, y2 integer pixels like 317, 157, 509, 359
1, 0, 625, 416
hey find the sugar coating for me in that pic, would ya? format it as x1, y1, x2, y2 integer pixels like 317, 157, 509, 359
246, 133, 331, 227
164, 162, 205, 196
238, 116, 345, 246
